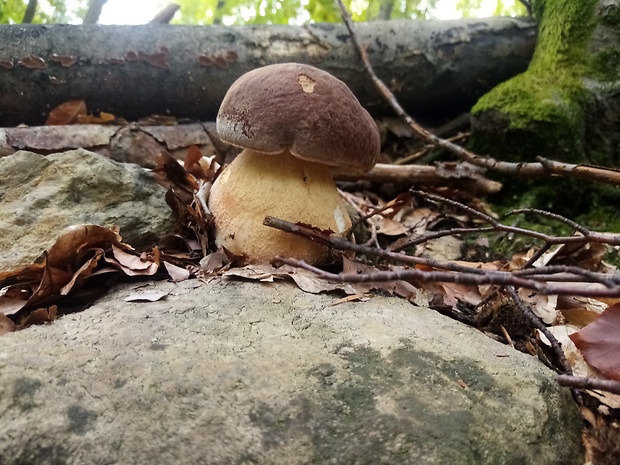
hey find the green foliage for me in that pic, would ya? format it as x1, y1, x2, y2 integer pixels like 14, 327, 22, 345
0, 0, 86, 23
0, 0, 526, 24
175, 0, 437, 25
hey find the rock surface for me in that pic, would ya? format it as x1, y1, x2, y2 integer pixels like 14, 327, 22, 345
0, 278, 583, 465
0, 149, 176, 271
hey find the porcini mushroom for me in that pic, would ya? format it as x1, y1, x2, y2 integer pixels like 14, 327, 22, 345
208, 63, 380, 264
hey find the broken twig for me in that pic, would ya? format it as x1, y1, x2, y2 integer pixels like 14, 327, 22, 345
556, 375, 620, 396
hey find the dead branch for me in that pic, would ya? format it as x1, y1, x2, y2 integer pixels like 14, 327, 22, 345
336, 162, 502, 194
335, 0, 620, 187
0, 18, 535, 126
0, 122, 228, 167
556, 375, 620, 395
271, 252, 620, 298
264, 217, 620, 297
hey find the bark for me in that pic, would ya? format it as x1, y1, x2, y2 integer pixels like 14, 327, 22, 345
21, 0, 37, 24
0, 17, 536, 127
470, 0, 620, 166
149, 4, 181, 24
82, 0, 108, 24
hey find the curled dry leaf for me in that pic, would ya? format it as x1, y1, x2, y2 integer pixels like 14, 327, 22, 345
106, 245, 159, 276
45, 100, 87, 125
570, 303, 620, 382
223, 263, 356, 295
163, 261, 190, 282
0, 313, 16, 335
21, 305, 58, 327
46, 224, 129, 269
125, 290, 168, 302
0, 224, 171, 334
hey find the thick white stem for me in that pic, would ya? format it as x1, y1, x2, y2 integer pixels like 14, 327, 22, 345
207, 150, 352, 264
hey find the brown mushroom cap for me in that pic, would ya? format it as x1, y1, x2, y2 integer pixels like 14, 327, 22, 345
216, 63, 380, 172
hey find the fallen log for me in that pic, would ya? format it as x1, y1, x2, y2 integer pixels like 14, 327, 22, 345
0, 17, 536, 126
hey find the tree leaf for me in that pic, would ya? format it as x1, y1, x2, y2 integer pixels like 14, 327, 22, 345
570, 303, 620, 382
45, 100, 87, 125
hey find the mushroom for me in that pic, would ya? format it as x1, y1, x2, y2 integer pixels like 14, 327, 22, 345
208, 62, 380, 264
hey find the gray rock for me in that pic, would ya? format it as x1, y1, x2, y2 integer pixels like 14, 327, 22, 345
0, 149, 176, 271
0, 279, 583, 465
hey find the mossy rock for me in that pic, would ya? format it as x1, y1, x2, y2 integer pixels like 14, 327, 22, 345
470, 0, 620, 166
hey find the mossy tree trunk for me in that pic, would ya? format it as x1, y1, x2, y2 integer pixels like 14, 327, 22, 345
470, 0, 620, 166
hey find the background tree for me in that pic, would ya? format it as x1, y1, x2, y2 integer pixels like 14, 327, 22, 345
0, 0, 526, 24
0, 0, 86, 23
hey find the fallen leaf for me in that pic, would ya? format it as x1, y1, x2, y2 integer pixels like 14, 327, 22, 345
223, 264, 355, 294
20, 305, 57, 327
329, 294, 369, 306
199, 247, 231, 273
570, 303, 620, 382
124, 291, 168, 302
46, 224, 128, 269
0, 313, 15, 335
106, 245, 159, 276
60, 250, 103, 295
163, 261, 190, 282
45, 100, 87, 125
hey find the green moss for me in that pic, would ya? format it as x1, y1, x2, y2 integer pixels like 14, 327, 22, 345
600, 2, 620, 25
471, 0, 599, 163
485, 176, 620, 259
591, 48, 620, 80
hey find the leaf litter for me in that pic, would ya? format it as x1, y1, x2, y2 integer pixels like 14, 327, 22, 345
2, 144, 619, 389
2, 129, 620, 460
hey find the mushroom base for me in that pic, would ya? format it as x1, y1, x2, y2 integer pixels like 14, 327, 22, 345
207, 150, 352, 264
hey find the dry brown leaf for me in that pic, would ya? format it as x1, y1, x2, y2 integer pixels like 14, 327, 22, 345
60, 250, 103, 295
21, 305, 57, 327
329, 294, 369, 306
224, 264, 355, 294
106, 245, 159, 276
76, 111, 116, 124
440, 282, 482, 307
45, 100, 87, 125
570, 303, 620, 382
124, 290, 168, 302
23, 258, 74, 310
199, 247, 231, 273
518, 289, 558, 324
163, 261, 190, 282
0, 297, 28, 316
46, 224, 128, 269
0, 313, 16, 335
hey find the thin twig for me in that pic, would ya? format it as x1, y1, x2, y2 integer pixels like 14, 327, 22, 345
556, 375, 620, 395
345, 195, 410, 238
392, 190, 620, 253
505, 208, 590, 236
270, 256, 620, 299
505, 287, 572, 375
274, 256, 545, 291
